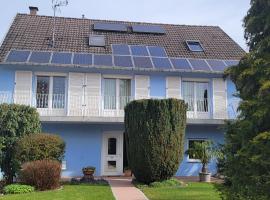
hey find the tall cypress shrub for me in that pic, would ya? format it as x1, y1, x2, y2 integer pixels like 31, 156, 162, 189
124, 98, 187, 184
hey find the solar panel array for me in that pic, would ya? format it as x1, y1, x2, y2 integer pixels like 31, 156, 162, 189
5, 49, 239, 73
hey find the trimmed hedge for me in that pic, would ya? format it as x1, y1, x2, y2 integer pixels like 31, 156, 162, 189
15, 133, 65, 164
3, 184, 34, 194
124, 98, 187, 184
20, 160, 61, 191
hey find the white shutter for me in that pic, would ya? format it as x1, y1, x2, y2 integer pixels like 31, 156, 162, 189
14, 71, 32, 105
135, 75, 149, 99
85, 73, 101, 116
166, 76, 181, 98
68, 73, 84, 116
213, 78, 227, 119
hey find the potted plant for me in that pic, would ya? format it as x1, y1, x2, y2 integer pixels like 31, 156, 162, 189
124, 167, 132, 177
186, 140, 220, 182
82, 166, 95, 180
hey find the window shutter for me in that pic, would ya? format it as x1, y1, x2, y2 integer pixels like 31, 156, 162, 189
166, 76, 181, 98
68, 73, 84, 116
14, 71, 32, 105
135, 75, 149, 99
213, 78, 227, 119
84, 73, 101, 116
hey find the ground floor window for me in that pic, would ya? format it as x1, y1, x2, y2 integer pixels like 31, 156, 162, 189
187, 139, 206, 162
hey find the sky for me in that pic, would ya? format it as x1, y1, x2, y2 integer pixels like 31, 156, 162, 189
0, 0, 250, 51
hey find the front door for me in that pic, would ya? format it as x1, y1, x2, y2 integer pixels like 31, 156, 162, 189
102, 132, 123, 176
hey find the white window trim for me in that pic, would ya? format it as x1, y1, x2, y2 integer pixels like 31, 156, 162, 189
35, 74, 67, 109
187, 138, 207, 163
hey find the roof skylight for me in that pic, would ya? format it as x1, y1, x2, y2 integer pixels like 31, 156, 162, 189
186, 41, 204, 52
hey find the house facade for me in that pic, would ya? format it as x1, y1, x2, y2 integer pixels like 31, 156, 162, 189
0, 7, 245, 177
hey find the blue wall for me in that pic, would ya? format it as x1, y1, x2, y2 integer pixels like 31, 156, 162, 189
176, 125, 224, 176
150, 75, 166, 97
42, 123, 124, 177
0, 67, 15, 92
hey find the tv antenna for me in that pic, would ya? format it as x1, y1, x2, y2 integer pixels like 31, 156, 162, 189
51, 0, 69, 48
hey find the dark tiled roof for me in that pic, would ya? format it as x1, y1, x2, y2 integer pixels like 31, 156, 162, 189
0, 14, 245, 62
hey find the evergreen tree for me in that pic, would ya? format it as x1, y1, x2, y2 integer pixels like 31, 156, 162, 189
222, 0, 270, 199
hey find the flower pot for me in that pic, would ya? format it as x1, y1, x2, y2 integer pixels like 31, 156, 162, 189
124, 169, 132, 177
199, 172, 211, 182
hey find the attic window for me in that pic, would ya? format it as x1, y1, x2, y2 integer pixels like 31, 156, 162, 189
89, 35, 105, 47
186, 41, 204, 52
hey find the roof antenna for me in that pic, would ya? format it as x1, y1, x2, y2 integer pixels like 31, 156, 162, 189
51, 0, 69, 48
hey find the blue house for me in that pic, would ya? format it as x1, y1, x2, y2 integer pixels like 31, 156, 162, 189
0, 7, 244, 177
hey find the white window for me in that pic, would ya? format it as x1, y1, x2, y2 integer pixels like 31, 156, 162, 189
187, 139, 206, 162
103, 78, 131, 110
36, 76, 66, 109
186, 40, 204, 52
182, 81, 209, 113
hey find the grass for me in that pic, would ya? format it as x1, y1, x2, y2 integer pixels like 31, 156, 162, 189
137, 179, 221, 200
0, 184, 115, 200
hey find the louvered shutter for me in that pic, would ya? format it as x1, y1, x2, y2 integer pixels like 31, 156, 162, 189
84, 73, 101, 116
166, 76, 181, 98
135, 75, 149, 99
14, 71, 32, 105
213, 78, 227, 119
68, 73, 84, 116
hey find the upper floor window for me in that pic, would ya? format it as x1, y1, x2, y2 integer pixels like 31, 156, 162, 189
186, 41, 204, 52
36, 75, 66, 109
103, 78, 131, 110
182, 81, 209, 113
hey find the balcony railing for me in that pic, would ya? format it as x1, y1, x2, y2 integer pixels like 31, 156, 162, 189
0, 92, 229, 120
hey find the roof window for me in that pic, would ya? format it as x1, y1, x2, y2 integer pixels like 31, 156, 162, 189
89, 35, 105, 47
186, 40, 204, 52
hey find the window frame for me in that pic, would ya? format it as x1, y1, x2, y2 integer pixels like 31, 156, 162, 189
186, 40, 204, 52
103, 77, 132, 110
35, 73, 67, 110
187, 138, 207, 163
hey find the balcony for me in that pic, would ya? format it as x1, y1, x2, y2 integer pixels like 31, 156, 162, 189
0, 92, 228, 124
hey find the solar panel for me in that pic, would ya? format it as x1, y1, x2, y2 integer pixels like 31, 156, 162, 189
6, 50, 30, 62
188, 59, 211, 71
29, 51, 51, 63
133, 56, 153, 68
170, 58, 192, 70
132, 25, 165, 34
93, 23, 127, 32
114, 56, 133, 68
206, 60, 227, 72
130, 45, 149, 56
73, 53, 93, 65
224, 60, 239, 67
152, 57, 172, 69
51, 52, 72, 64
112, 44, 130, 55
94, 54, 113, 66
148, 46, 167, 57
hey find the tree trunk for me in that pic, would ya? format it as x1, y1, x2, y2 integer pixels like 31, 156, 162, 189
202, 163, 208, 173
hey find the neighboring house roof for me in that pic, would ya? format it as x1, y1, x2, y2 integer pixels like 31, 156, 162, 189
0, 13, 245, 64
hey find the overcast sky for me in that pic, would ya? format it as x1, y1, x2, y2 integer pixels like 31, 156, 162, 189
0, 0, 250, 50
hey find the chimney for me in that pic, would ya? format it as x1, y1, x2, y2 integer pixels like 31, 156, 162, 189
29, 6, 39, 15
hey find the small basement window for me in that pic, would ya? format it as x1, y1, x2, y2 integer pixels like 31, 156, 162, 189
187, 139, 206, 162
186, 41, 204, 52
89, 34, 105, 47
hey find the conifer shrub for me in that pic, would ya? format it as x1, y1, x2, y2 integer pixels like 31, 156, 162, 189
124, 98, 187, 184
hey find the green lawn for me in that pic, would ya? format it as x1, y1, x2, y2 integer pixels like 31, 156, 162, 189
0, 184, 115, 200
139, 182, 221, 200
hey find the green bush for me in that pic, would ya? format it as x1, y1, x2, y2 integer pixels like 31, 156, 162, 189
0, 104, 41, 183
20, 160, 61, 191
15, 133, 65, 164
3, 184, 34, 194
124, 98, 187, 184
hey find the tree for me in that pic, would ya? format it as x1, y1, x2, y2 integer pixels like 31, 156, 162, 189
124, 99, 187, 184
222, 0, 270, 199
0, 104, 41, 183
